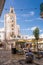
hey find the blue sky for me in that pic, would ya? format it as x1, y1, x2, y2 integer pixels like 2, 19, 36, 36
0, 0, 43, 36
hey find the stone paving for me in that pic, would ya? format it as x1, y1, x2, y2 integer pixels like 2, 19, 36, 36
0, 49, 43, 65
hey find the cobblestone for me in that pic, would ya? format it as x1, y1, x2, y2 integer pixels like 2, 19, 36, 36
0, 49, 43, 65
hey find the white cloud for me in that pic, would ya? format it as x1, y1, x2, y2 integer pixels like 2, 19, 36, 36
40, 30, 43, 32
29, 11, 34, 16
31, 26, 37, 31
28, 35, 35, 39
21, 26, 39, 31
25, 19, 33, 22
24, 17, 43, 22
21, 28, 30, 31
21, 35, 35, 39
22, 11, 35, 17
40, 34, 43, 38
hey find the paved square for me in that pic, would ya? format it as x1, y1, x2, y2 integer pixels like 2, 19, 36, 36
0, 49, 43, 65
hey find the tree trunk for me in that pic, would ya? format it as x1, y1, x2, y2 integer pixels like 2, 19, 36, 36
37, 42, 38, 51
36, 40, 38, 51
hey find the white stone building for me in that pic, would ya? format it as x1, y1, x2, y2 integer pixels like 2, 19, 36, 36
4, 7, 20, 40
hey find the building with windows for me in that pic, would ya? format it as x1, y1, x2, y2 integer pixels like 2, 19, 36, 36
4, 7, 20, 40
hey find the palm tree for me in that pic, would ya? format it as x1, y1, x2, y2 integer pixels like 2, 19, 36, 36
33, 27, 39, 51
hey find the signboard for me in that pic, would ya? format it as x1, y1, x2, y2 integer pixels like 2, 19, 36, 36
0, 0, 5, 16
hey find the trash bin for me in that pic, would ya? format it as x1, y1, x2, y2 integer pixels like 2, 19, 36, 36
11, 48, 16, 54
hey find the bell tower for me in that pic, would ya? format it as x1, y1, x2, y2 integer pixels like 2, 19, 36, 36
10, 7, 14, 13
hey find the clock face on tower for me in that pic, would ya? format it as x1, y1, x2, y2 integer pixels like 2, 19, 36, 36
10, 16, 14, 21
